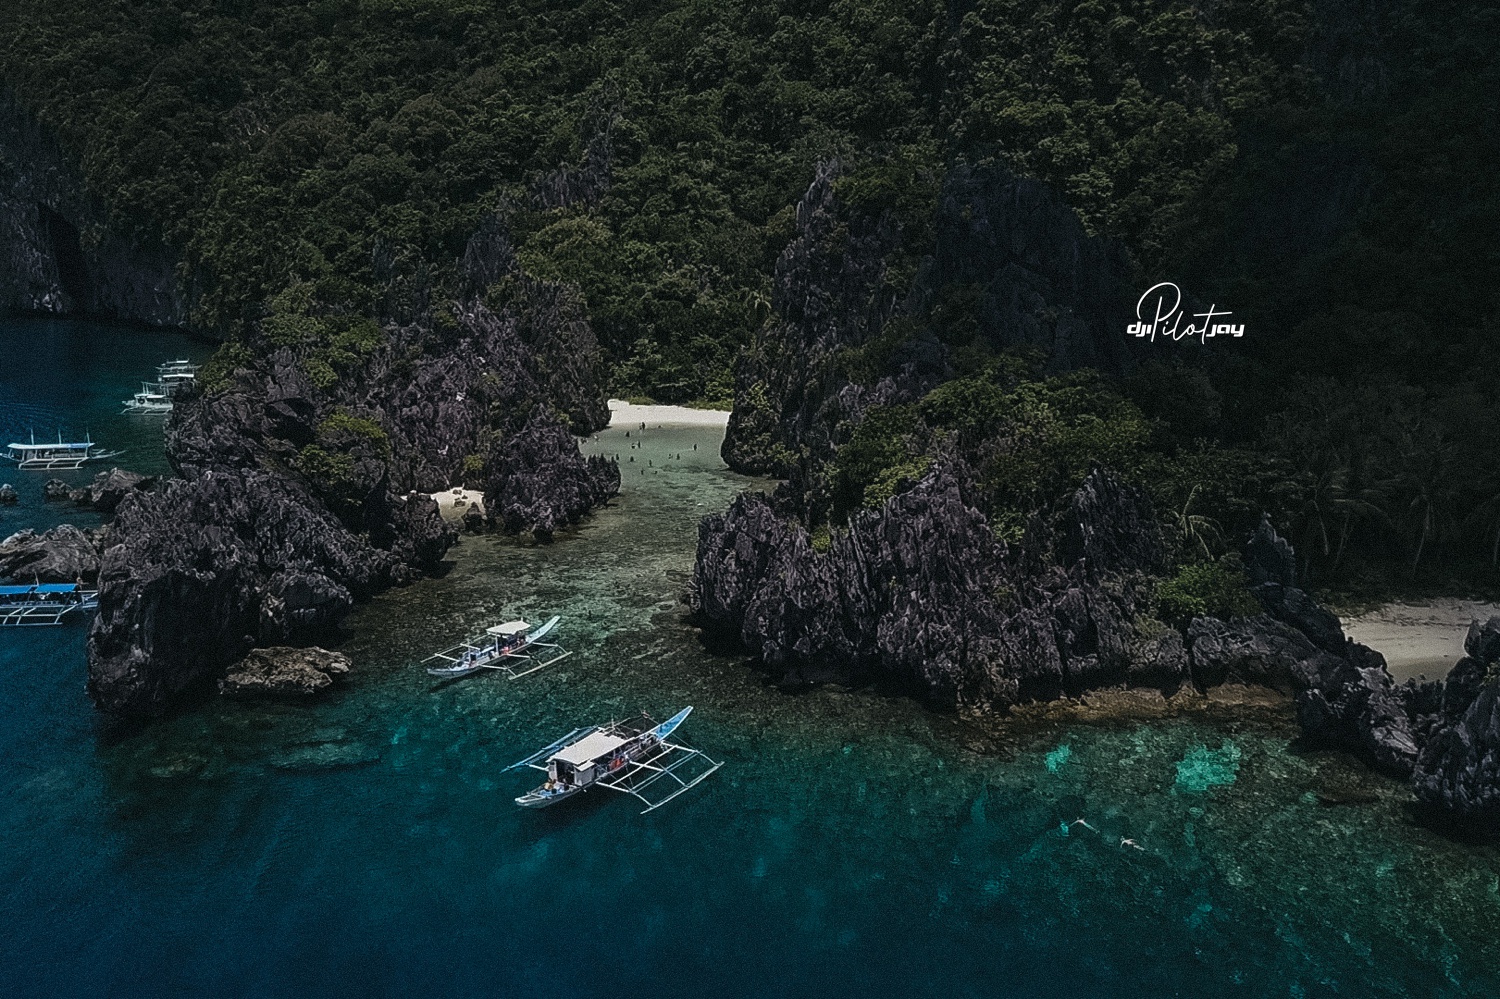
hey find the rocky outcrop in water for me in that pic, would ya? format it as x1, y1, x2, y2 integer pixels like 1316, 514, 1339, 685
86, 467, 155, 519
0, 483, 16, 504
1411, 618, 1500, 827
86, 211, 617, 719
0, 524, 102, 583
87, 469, 409, 718
219, 646, 353, 699
692, 463, 1167, 709
481, 406, 621, 540
0, 94, 186, 323
692, 462, 1429, 783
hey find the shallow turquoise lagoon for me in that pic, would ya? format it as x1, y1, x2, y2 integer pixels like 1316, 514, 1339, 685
2, 320, 1499, 997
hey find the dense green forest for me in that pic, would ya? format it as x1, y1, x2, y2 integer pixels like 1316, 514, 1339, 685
2, 0, 1497, 597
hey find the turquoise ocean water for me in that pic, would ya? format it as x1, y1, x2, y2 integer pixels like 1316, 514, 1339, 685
2, 318, 1499, 997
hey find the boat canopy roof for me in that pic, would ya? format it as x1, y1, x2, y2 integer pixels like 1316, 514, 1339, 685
0, 583, 82, 595
551, 730, 629, 766
8, 441, 94, 451
485, 620, 530, 636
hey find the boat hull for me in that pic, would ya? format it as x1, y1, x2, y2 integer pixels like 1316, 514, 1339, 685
516, 785, 588, 809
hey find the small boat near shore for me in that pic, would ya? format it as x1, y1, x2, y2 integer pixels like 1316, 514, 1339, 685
0, 582, 99, 626
507, 706, 723, 813
3, 432, 122, 470
156, 359, 200, 378
423, 615, 569, 679
122, 381, 174, 414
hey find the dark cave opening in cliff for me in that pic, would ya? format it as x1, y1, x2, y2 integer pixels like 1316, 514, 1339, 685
38, 203, 90, 309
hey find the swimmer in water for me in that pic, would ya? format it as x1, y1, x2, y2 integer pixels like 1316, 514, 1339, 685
1070, 818, 1097, 832
1120, 838, 1143, 851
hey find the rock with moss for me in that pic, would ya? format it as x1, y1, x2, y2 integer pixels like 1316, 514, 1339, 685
219, 646, 352, 699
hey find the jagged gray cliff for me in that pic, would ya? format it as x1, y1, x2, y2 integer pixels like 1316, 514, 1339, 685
691, 463, 1170, 710
0, 94, 187, 324
86, 212, 618, 720
721, 158, 1140, 476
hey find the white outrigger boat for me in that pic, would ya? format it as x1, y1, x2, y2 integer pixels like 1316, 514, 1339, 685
423, 615, 569, 679
157, 370, 197, 395
507, 706, 723, 814
157, 359, 200, 378
122, 381, 173, 414
0, 582, 99, 626
3, 432, 122, 470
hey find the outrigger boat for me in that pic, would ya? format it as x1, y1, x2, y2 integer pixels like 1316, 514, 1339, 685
122, 381, 173, 414
507, 706, 723, 814
423, 615, 569, 679
156, 359, 200, 378
3, 432, 122, 470
0, 582, 99, 626
157, 370, 197, 395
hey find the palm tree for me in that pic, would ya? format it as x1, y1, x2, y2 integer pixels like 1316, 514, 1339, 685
1174, 483, 1223, 562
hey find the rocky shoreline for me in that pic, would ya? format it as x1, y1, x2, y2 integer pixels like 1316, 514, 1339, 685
689, 458, 1500, 830
687, 155, 1500, 833
0, 212, 621, 722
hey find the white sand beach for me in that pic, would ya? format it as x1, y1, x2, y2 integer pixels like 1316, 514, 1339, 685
1342, 599, 1500, 683
431, 486, 485, 521
606, 398, 730, 428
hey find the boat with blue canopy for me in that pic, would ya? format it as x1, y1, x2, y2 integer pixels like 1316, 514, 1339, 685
423, 615, 569, 679
3, 431, 122, 470
507, 706, 723, 813
0, 582, 99, 626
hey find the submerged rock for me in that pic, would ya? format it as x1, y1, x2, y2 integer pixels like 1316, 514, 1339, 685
219, 646, 353, 698
41, 478, 69, 501
0, 524, 102, 583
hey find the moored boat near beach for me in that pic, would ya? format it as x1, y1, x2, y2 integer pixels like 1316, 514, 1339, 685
507, 706, 722, 813
423, 615, 569, 679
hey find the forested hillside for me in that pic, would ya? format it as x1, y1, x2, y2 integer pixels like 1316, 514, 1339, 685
2, 0, 1497, 594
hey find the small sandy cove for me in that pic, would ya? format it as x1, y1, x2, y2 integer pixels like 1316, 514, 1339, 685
432, 487, 485, 520
1342, 599, 1500, 683
431, 400, 729, 519
605, 398, 730, 428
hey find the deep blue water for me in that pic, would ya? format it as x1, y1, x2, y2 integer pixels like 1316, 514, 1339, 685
3, 319, 1500, 998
